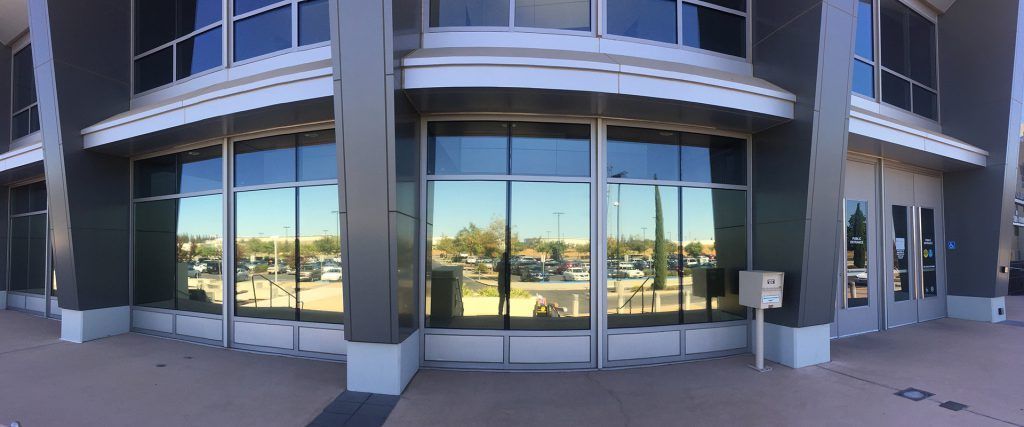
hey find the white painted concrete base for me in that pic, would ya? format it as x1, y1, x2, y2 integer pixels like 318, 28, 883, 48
0, 290, 6, 309
61, 306, 130, 343
763, 323, 830, 368
947, 295, 1006, 323
346, 330, 421, 395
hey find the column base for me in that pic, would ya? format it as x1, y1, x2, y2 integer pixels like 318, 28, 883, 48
346, 330, 421, 395
60, 306, 130, 343
763, 323, 830, 368
0, 291, 6, 309
947, 295, 1006, 323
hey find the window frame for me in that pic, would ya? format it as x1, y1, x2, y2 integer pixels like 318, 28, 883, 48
131, 0, 332, 98
599, 0, 751, 61
10, 35, 40, 143
424, 0, 599, 37
5, 177, 52, 311
854, 0, 941, 123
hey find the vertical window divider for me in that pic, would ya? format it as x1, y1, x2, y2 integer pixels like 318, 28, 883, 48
503, 180, 513, 330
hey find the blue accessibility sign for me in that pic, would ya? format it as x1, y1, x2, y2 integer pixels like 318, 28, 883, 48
947, 241, 957, 250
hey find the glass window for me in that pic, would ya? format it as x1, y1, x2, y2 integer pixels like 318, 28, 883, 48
235, 188, 297, 321
12, 47, 36, 112
234, 5, 292, 61
881, 71, 911, 111
179, 145, 224, 194
178, 0, 222, 35
607, 126, 680, 181
11, 181, 47, 215
510, 122, 590, 177
428, 122, 509, 175
607, 0, 677, 44
235, 0, 281, 15
514, 0, 591, 31
297, 185, 343, 323
682, 188, 745, 323
430, 0, 510, 27
298, 0, 331, 45
853, 59, 875, 98
607, 184, 681, 328
679, 133, 746, 185
176, 195, 224, 314
135, 0, 177, 54
134, 199, 177, 309
912, 85, 938, 120
9, 217, 30, 293
425, 181, 507, 329
680, 3, 746, 57
920, 207, 937, 297
845, 200, 869, 308
855, 0, 873, 60
509, 182, 590, 330
235, 135, 297, 186
297, 131, 338, 181
176, 27, 223, 79
891, 205, 910, 302
135, 154, 178, 198
702, 0, 744, 11
134, 46, 174, 93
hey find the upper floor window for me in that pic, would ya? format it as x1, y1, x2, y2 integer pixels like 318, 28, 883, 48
11, 44, 39, 140
607, 0, 747, 58
133, 0, 330, 95
429, 0, 592, 32
853, 0, 938, 121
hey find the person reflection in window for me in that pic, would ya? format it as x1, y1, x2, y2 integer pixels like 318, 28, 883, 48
497, 258, 509, 317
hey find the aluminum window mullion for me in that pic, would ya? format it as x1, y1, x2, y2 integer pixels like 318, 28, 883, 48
682, 0, 748, 17
11, 103, 38, 118
231, 0, 292, 20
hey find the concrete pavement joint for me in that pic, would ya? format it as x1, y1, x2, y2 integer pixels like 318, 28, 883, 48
584, 371, 632, 427
0, 340, 61, 357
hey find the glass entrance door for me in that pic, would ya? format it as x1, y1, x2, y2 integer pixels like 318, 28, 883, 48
884, 169, 946, 328
835, 160, 879, 337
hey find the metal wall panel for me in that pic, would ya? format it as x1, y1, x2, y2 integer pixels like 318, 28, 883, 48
939, 1, 1024, 298
751, 1, 856, 328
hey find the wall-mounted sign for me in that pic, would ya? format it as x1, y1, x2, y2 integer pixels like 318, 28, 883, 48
948, 241, 957, 250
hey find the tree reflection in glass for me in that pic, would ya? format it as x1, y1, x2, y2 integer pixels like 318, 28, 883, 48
235, 188, 297, 321
176, 195, 223, 314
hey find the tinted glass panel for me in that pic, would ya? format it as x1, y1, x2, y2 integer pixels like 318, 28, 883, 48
912, 85, 938, 120
135, 0, 176, 54
177, 27, 223, 79
607, 184, 680, 328
135, 154, 178, 198
29, 107, 39, 134
430, 0, 510, 27
680, 133, 746, 185
179, 145, 223, 193
510, 122, 590, 177
27, 215, 46, 296
176, 195, 224, 314
235, 188, 297, 320
891, 205, 910, 302
906, 8, 936, 87
235, 0, 282, 15
682, 188, 745, 323
881, 71, 911, 111
700, 0, 745, 12
297, 185, 343, 323
428, 121, 509, 175
234, 6, 292, 61
509, 182, 590, 330
9, 217, 30, 292
608, 0, 676, 44
880, 0, 935, 87
11, 181, 47, 214
178, 0, 222, 35
426, 181, 507, 329
12, 47, 36, 111
235, 135, 297, 186
135, 47, 174, 93
680, 3, 746, 57
134, 199, 177, 309
853, 59, 875, 97
514, 0, 591, 31
855, 0, 873, 59
299, 0, 331, 45
297, 131, 338, 181
845, 200, 869, 308
920, 208, 937, 297
607, 126, 680, 181
12, 109, 32, 140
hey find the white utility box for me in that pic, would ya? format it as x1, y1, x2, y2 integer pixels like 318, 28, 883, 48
739, 271, 784, 309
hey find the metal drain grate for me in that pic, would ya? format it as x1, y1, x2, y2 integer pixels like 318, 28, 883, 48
940, 401, 968, 411
895, 388, 934, 401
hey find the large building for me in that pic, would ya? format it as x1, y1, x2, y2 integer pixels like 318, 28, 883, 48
0, 0, 1020, 395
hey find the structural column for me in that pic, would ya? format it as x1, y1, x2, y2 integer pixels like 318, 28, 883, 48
939, 1, 1024, 323
330, 0, 422, 395
0, 41, 11, 309
750, 0, 857, 367
28, 0, 132, 342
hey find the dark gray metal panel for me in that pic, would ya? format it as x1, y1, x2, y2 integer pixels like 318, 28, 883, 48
939, 1, 1024, 299
0, 185, 9, 292
29, 0, 132, 311
0, 42, 10, 152
751, 1, 855, 327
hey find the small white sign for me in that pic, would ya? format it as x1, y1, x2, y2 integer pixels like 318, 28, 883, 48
762, 295, 781, 305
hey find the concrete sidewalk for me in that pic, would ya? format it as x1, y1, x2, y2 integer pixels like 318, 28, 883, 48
0, 311, 344, 427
